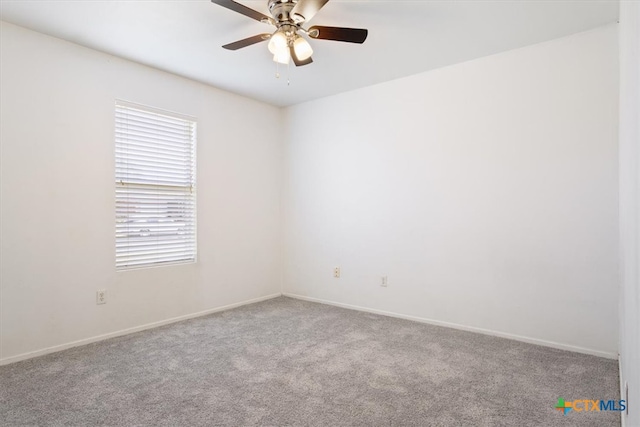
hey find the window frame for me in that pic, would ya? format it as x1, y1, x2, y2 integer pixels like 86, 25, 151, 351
114, 100, 197, 271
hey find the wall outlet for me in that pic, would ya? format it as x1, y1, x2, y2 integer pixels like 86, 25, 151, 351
333, 267, 340, 278
381, 276, 388, 287
96, 290, 106, 305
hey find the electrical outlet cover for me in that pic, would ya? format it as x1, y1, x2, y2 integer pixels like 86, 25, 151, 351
96, 290, 106, 305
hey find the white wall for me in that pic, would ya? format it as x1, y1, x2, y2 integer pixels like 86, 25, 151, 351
0, 22, 283, 363
0, 19, 623, 367
618, 1, 640, 425
283, 25, 619, 357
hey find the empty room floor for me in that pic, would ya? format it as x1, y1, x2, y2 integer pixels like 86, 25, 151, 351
0, 297, 619, 426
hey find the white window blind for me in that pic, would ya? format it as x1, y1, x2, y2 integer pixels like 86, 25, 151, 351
115, 101, 196, 270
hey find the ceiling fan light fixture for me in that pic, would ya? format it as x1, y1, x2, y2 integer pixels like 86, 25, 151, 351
211, 0, 369, 68
268, 30, 288, 54
293, 36, 313, 61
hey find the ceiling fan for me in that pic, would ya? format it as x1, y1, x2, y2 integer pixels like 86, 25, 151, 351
211, 0, 368, 66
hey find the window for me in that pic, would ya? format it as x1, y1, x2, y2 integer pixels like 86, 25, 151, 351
115, 101, 196, 270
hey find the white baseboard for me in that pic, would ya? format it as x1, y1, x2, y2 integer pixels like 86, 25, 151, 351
2, 292, 617, 366
283, 293, 618, 360
0, 293, 282, 366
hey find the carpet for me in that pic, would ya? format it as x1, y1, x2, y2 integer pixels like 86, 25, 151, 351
0, 297, 620, 426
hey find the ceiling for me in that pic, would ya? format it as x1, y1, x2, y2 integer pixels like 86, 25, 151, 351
0, 0, 619, 107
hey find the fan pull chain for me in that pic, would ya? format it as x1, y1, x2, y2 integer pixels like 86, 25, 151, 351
273, 59, 291, 85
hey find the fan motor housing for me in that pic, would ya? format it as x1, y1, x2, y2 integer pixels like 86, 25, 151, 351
268, 0, 300, 23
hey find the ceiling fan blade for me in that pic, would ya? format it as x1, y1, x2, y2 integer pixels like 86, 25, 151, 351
290, 0, 330, 23
308, 26, 368, 44
222, 34, 271, 51
210, 0, 271, 23
290, 46, 313, 67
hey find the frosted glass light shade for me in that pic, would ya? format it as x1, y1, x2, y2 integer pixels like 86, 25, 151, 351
293, 36, 313, 61
273, 49, 290, 65
268, 31, 288, 54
